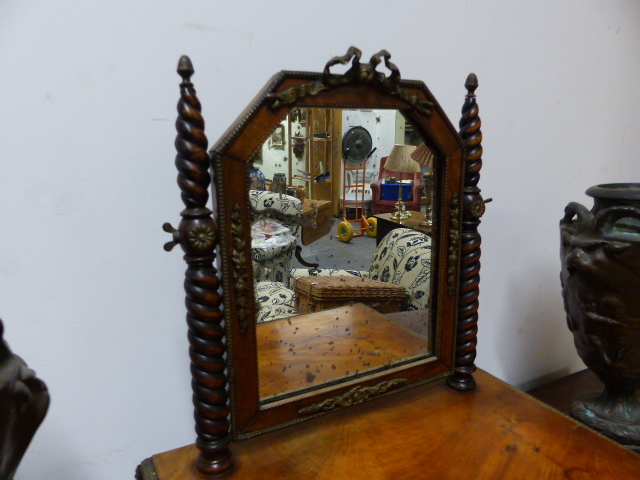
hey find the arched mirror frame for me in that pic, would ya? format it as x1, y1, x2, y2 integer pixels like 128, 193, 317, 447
164, 48, 484, 476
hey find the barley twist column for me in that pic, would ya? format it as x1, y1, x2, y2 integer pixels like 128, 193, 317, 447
163, 55, 233, 475
447, 73, 486, 392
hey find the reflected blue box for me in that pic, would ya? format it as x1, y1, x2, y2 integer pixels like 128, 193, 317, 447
381, 183, 412, 201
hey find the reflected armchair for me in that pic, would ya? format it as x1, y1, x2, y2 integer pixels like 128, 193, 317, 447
250, 190, 317, 288
370, 156, 424, 215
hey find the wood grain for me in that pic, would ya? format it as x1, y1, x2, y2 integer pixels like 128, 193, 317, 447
257, 304, 431, 399
144, 370, 640, 480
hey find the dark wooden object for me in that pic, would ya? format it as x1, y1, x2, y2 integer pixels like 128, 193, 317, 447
293, 246, 320, 268
300, 199, 332, 246
160, 57, 232, 476
136, 370, 640, 480
447, 74, 486, 392
528, 369, 605, 416
373, 211, 432, 245
0, 320, 49, 480
155, 48, 480, 476
208, 47, 465, 442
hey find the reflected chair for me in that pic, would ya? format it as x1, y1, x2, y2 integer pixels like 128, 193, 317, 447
255, 281, 300, 323
250, 190, 317, 288
370, 156, 424, 214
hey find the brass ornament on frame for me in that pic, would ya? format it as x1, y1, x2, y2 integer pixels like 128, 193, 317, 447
269, 47, 435, 115
298, 378, 408, 415
231, 204, 249, 335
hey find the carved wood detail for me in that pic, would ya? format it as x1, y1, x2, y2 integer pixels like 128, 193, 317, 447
447, 74, 484, 392
447, 194, 460, 295
269, 46, 434, 115
164, 56, 233, 475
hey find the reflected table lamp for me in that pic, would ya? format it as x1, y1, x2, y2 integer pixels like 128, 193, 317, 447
384, 144, 419, 219
411, 143, 435, 226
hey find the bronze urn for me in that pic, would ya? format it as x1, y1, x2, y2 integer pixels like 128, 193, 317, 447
560, 183, 640, 450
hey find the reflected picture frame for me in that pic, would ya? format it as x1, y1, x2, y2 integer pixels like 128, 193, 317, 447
270, 124, 285, 149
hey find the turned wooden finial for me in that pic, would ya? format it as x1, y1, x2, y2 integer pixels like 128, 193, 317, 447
465, 73, 478, 97
177, 55, 194, 83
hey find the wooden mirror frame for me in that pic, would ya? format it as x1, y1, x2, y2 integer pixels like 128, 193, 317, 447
163, 47, 485, 476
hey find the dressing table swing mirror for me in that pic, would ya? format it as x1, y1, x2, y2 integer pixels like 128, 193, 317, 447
140, 47, 486, 478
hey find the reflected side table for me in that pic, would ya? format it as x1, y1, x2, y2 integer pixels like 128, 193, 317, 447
374, 211, 432, 245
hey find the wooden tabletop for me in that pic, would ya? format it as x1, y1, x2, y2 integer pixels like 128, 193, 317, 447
139, 370, 640, 480
375, 210, 430, 226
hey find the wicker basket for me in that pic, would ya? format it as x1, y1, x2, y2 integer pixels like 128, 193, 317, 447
294, 276, 405, 314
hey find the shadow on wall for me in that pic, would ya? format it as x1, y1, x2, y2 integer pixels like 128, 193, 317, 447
496, 263, 583, 391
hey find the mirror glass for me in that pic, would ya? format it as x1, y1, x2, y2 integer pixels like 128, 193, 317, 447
248, 108, 437, 402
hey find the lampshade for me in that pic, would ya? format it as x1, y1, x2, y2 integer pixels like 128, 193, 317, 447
385, 144, 420, 173
411, 143, 435, 167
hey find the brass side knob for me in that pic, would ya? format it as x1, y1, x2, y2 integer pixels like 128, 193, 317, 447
162, 222, 181, 251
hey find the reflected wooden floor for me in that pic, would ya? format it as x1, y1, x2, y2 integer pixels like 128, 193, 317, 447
257, 303, 431, 399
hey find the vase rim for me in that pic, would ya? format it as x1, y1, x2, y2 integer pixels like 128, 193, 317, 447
586, 183, 640, 200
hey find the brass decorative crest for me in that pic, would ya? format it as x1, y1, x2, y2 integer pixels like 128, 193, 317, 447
298, 378, 407, 415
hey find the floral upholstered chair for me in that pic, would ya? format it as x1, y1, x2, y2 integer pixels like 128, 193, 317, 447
255, 281, 300, 323
250, 190, 303, 287
365, 228, 432, 311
